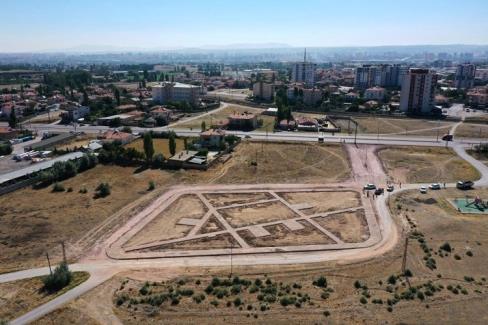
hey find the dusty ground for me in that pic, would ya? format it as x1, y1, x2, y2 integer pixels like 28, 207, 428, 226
238, 220, 335, 247
55, 134, 96, 151
0, 272, 89, 321
335, 117, 454, 136
455, 123, 488, 138
0, 165, 218, 273
378, 146, 481, 183
126, 194, 208, 247
220, 201, 298, 228
213, 142, 350, 184
313, 210, 369, 243
177, 105, 275, 131
279, 191, 360, 215
148, 233, 240, 251
203, 192, 273, 208
125, 138, 186, 158
34, 186, 488, 324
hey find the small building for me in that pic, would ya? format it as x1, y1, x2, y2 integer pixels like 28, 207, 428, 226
263, 107, 278, 116
364, 100, 380, 110
364, 87, 386, 101
98, 130, 135, 145
278, 119, 296, 131
62, 105, 90, 122
150, 106, 173, 124
0, 127, 18, 140
228, 112, 258, 130
296, 117, 319, 132
167, 150, 199, 168
200, 129, 226, 148
345, 92, 360, 101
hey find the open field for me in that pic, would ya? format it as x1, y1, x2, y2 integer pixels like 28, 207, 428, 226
0, 272, 89, 322
55, 135, 96, 151
0, 165, 215, 273
220, 201, 298, 228
203, 192, 273, 207
335, 117, 454, 136
378, 146, 480, 183
24, 110, 64, 124
213, 142, 350, 184
468, 150, 488, 167
176, 105, 275, 131
125, 194, 208, 247
279, 190, 360, 215
125, 138, 186, 157
35, 186, 488, 324
314, 210, 369, 243
455, 123, 488, 138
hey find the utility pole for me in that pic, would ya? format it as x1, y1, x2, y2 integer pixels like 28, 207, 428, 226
229, 243, 233, 278
61, 241, 66, 264
402, 236, 411, 288
46, 252, 52, 275
436, 120, 440, 142
354, 121, 358, 145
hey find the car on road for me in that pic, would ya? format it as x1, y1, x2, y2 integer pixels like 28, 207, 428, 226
363, 183, 376, 190
442, 134, 453, 141
420, 186, 428, 194
374, 188, 384, 195
456, 180, 474, 190
387, 185, 394, 192
429, 183, 441, 190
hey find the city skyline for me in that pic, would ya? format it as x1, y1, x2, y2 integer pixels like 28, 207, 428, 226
1, 0, 488, 52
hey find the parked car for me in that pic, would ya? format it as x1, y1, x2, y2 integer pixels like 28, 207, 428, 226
374, 188, 384, 195
363, 183, 376, 190
456, 180, 474, 190
387, 185, 394, 192
420, 186, 428, 194
442, 134, 453, 141
429, 183, 441, 190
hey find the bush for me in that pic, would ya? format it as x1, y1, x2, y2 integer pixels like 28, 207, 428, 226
210, 299, 219, 307
360, 297, 368, 304
323, 310, 331, 317
387, 275, 397, 285
233, 297, 242, 307
95, 182, 111, 198
148, 181, 155, 191
52, 183, 65, 192
466, 250, 473, 257
454, 254, 461, 260
354, 280, 362, 289
42, 262, 72, 294
0, 142, 13, 155
404, 269, 413, 277
313, 276, 327, 288
440, 242, 452, 252
79, 187, 87, 194
417, 291, 425, 300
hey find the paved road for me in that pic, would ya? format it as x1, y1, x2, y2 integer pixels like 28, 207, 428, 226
0, 152, 84, 185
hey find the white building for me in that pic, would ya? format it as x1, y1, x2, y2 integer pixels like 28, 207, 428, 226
152, 82, 205, 105
291, 50, 316, 87
455, 64, 476, 89
364, 86, 386, 101
400, 69, 437, 115
253, 81, 274, 101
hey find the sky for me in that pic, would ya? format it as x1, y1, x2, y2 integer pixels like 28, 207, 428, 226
1, 0, 488, 52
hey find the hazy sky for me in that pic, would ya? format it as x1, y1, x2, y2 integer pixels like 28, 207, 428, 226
1, 0, 488, 52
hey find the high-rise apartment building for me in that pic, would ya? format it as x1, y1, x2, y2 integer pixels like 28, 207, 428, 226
400, 69, 437, 115
454, 64, 476, 89
354, 64, 406, 89
291, 49, 316, 87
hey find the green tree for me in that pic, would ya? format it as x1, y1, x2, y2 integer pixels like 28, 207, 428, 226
169, 131, 177, 156
201, 120, 206, 132
114, 87, 121, 106
8, 109, 17, 128
143, 132, 154, 163
42, 261, 72, 293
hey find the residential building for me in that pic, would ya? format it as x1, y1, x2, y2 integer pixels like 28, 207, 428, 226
364, 86, 386, 101
467, 87, 488, 108
291, 49, 316, 87
200, 129, 226, 148
287, 86, 323, 106
454, 64, 476, 89
400, 69, 438, 115
152, 82, 204, 105
475, 69, 488, 82
98, 130, 135, 145
228, 112, 258, 130
61, 105, 90, 122
150, 106, 173, 124
253, 81, 274, 101
354, 64, 406, 89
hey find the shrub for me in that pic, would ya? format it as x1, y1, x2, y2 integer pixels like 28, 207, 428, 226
323, 310, 331, 317
66, 187, 73, 192
440, 242, 452, 252
192, 293, 205, 303
211, 277, 221, 287
280, 296, 296, 307
205, 284, 214, 294
354, 280, 362, 289
404, 269, 413, 277
255, 278, 262, 286
313, 276, 327, 288
79, 187, 88, 193
233, 297, 242, 307
95, 182, 111, 198
464, 276, 474, 282
139, 283, 150, 295
42, 262, 72, 293
454, 254, 461, 260
52, 182, 65, 192
210, 300, 219, 307
148, 181, 155, 191
417, 291, 425, 300
466, 250, 473, 257
360, 297, 368, 304
387, 275, 397, 285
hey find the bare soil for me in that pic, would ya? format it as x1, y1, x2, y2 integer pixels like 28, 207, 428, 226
279, 190, 361, 215
238, 220, 335, 247
313, 209, 369, 243
219, 201, 299, 228
198, 216, 225, 234
455, 123, 488, 138
125, 194, 207, 247
378, 146, 481, 183
147, 233, 240, 251
203, 192, 273, 208
125, 138, 186, 158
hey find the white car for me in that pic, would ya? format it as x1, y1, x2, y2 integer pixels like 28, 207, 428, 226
420, 186, 428, 194
429, 183, 441, 190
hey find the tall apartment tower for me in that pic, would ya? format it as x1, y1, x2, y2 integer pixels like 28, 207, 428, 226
354, 64, 406, 89
400, 69, 437, 115
454, 63, 476, 89
291, 49, 316, 87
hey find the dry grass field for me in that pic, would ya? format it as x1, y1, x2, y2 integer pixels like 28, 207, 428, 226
203, 192, 273, 207
378, 146, 480, 183
220, 201, 298, 228
213, 142, 350, 184
148, 233, 239, 251
176, 105, 275, 131
279, 191, 360, 215
0, 165, 216, 273
313, 210, 369, 243
55, 135, 96, 151
125, 138, 186, 157
0, 272, 89, 321
35, 187, 488, 324
336, 117, 454, 136
455, 123, 488, 138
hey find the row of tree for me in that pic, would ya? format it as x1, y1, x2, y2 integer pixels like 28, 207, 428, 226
36, 154, 98, 187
